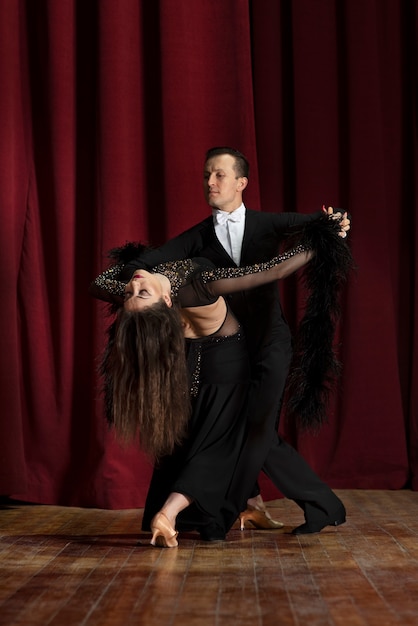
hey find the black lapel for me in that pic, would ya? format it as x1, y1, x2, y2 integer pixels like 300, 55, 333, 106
200, 218, 235, 265
241, 209, 260, 262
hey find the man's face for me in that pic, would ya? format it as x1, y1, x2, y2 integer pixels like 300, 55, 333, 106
203, 154, 247, 213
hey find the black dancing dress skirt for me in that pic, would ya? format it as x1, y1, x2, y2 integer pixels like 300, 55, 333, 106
141, 331, 250, 532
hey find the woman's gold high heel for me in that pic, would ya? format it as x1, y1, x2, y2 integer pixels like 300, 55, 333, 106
150, 512, 179, 548
239, 506, 284, 531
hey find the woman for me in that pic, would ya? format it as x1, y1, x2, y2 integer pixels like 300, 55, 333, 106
93, 245, 313, 547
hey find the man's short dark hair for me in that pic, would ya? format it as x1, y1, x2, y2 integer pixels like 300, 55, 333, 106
205, 146, 250, 179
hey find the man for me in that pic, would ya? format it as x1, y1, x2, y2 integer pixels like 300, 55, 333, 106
121, 146, 350, 536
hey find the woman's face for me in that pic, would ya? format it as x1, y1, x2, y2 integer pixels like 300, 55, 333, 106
124, 270, 171, 311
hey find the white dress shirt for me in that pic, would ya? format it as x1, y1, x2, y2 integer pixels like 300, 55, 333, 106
212, 203, 246, 265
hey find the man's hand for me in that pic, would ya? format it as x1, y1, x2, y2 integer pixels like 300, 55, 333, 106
322, 205, 351, 238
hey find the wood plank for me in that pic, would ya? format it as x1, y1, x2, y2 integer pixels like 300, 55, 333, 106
1, 490, 418, 625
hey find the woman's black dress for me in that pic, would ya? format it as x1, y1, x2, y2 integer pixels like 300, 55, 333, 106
140, 259, 251, 533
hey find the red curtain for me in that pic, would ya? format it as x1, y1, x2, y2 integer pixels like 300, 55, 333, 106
0, 0, 416, 509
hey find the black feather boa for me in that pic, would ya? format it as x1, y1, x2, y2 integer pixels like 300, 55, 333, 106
283, 214, 354, 431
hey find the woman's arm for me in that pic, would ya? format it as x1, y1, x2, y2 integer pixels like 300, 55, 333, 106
90, 245, 312, 303
201, 245, 313, 297
89, 263, 126, 304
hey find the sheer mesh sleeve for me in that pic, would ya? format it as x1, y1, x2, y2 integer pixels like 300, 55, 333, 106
200, 245, 311, 297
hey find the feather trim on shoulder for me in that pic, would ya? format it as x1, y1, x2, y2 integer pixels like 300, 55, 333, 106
107, 241, 153, 264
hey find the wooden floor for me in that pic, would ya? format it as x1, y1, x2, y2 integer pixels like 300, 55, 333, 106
1, 490, 418, 625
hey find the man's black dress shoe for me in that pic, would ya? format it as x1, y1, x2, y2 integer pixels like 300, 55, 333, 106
292, 515, 346, 535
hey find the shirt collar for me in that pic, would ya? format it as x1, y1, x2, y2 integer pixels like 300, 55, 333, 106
212, 203, 246, 226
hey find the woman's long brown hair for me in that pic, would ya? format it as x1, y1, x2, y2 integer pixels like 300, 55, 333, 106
101, 301, 190, 460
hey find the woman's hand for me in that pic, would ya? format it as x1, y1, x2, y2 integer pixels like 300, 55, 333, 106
322, 205, 351, 238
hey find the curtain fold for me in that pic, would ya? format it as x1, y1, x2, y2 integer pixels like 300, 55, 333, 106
0, 0, 31, 493
0, 0, 416, 508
